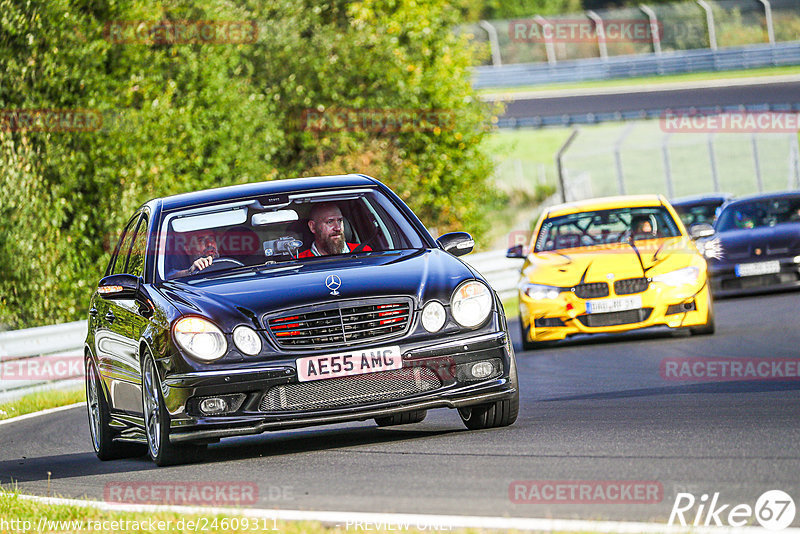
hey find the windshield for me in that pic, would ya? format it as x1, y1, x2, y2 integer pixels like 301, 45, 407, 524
534, 206, 682, 252
716, 197, 800, 232
673, 201, 723, 227
157, 188, 425, 280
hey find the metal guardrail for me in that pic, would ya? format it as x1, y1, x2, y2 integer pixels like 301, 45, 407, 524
0, 253, 523, 403
473, 41, 800, 89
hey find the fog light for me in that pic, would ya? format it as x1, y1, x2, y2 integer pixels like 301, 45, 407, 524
199, 397, 228, 415
471, 361, 494, 379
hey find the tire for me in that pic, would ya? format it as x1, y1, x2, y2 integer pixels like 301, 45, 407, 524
141, 352, 205, 466
519, 320, 537, 351
85, 358, 146, 461
690, 292, 716, 336
458, 389, 519, 431
375, 410, 427, 427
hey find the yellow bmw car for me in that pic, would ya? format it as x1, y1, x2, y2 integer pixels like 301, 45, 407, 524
507, 195, 714, 349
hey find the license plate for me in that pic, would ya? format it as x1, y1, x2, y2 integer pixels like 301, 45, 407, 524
296, 345, 402, 382
735, 261, 780, 277
585, 296, 642, 314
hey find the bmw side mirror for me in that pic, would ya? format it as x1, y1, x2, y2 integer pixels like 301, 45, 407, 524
506, 244, 526, 258
437, 232, 474, 257
98, 273, 141, 300
690, 223, 715, 240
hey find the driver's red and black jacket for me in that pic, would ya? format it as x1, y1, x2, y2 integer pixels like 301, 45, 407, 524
298, 242, 371, 258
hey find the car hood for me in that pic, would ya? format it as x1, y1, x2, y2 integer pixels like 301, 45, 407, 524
709, 224, 800, 263
157, 249, 476, 329
524, 237, 698, 286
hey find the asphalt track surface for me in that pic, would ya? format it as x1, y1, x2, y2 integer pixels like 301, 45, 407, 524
2, 291, 800, 525
501, 80, 800, 119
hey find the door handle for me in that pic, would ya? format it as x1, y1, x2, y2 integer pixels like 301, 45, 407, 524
104, 311, 116, 323
89, 307, 98, 317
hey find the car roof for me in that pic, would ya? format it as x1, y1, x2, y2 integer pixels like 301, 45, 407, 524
156, 174, 378, 211
671, 193, 732, 206
544, 194, 667, 218
721, 190, 800, 208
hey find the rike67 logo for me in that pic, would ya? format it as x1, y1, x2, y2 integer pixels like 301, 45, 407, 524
669, 490, 796, 530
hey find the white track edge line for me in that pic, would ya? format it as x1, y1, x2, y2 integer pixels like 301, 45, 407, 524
0, 402, 85, 426
6, 492, 796, 534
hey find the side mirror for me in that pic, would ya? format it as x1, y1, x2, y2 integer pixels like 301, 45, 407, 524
98, 273, 141, 300
437, 232, 474, 257
506, 244, 526, 258
689, 223, 715, 240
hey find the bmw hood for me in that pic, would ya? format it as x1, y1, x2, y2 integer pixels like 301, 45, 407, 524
157, 249, 478, 329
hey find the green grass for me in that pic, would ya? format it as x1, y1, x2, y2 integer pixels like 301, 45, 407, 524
0, 490, 501, 534
0, 388, 85, 421
478, 65, 800, 96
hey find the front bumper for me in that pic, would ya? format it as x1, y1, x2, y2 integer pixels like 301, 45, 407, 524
161, 330, 516, 443
709, 257, 800, 297
520, 282, 712, 343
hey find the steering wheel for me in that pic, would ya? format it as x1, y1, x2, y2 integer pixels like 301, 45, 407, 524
197, 257, 245, 273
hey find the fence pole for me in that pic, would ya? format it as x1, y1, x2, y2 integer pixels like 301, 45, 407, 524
662, 133, 675, 198
534, 15, 558, 65
707, 133, 720, 192
758, 0, 776, 46
639, 5, 662, 56
790, 133, 800, 188
478, 20, 503, 67
751, 134, 763, 192
614, 124, 636, 195
556, 128, 581, 203
586, 11, 608, 61
697, 1, 718, 51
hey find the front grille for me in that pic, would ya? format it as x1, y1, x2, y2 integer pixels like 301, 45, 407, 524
260, 367, 441, 411
266, 299, 411, 349
572, 282, 609, 299
534, 317, 566, 327
577, 308, 653, 327
721, 272, 798, 291
614, 277, 649, 295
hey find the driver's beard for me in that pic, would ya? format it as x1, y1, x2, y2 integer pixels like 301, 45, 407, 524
320, 233, 344, 255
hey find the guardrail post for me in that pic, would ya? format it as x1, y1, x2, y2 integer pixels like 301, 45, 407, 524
478, 20, 503, 67
614, 124, 635, 195
708, 133, 720, 192
534, 15, 557, 65
751, 134, 764, 192
556, 128, 580, 203
758, 0, 776, 46
662, 133, 675, 199
791, 133, 800, 188
639, 5, 662, 56
586, 11, 608, 61
697, 0, 718, 51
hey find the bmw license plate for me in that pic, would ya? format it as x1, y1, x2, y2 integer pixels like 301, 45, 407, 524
585, 296, 642, 314
296, 345, 402, 382
735, 261, 780, 277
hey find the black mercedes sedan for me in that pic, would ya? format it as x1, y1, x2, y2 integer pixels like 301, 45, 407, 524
85, 174, 519, 466
698, 191, 800, 297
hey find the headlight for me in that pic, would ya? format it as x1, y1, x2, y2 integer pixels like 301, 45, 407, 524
520, 283, 562, 300
451, 281, 493, 328
173, 317, 227, 362
421, 301, 446, 332
233, 325, 261, 356
652, 266, 701, 286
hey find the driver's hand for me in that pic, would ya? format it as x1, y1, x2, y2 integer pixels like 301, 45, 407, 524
189, 256, 213, 273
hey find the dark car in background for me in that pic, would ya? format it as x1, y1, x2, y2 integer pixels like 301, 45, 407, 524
671, 193, 733, 231
84, 174, 519, 466
699, 191, 800, 297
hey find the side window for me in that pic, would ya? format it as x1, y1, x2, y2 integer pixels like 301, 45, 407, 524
110, 215, 141, 275
126, 215, 149, 278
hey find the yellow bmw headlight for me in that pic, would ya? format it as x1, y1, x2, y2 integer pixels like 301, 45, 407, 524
652, 266, 701, 286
